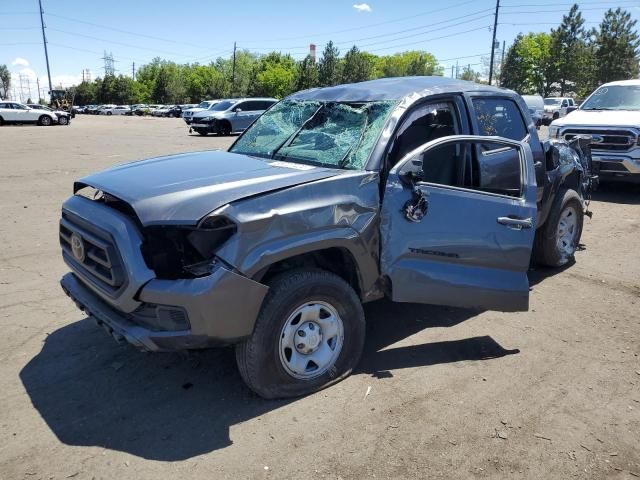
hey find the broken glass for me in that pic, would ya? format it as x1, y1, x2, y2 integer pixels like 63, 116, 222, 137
231, 100, 397, 170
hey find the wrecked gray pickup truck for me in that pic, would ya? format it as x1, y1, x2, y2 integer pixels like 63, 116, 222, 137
59, 77, 592, 398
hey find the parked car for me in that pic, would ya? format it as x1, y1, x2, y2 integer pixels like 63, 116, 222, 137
543, 97, 575, 125
85, 105, 101, 114
190, 98, 277, 135
182, 100, 219, 125
521, 95, 544, 128
96, 105, 116, 115
549, 79, 640, 183
59, 77, 592, 399
26, 104, 72, 125
164, 105, 184, 118
0, 101, 60, 126
131, 104, 149, 116
100, 105, 131, 116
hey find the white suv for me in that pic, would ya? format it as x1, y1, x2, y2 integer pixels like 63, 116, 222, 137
0, 101, 59, 126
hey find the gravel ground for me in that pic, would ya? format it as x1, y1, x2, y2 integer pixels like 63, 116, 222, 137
0, 116, 639, 480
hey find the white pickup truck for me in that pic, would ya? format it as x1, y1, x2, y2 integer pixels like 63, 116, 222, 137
549, 79, 640, 184
543, 96, 576, 125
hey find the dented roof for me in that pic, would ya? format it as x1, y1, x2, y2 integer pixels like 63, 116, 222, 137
287, 76, 511, 102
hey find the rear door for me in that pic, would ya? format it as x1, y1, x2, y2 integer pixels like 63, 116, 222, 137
380, 135, 537, 312
232, 101, 259, 131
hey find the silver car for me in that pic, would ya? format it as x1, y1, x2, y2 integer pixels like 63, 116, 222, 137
190, 98, 277, 136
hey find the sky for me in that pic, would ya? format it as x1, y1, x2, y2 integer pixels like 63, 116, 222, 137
1, 0, 639, 101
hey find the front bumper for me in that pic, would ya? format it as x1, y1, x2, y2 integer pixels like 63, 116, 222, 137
591, 152, 640, 182
61, 264, 269, 351
59, 195, 269, 352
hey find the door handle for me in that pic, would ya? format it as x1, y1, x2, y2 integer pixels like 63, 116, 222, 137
497, 216, 533, 230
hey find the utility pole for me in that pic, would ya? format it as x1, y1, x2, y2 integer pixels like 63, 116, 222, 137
499, 40, 506, 86
38, 0, 53, 101
36, 77, 41, 102
231, 41, 237, 96
456, 61, 459, 79
451, 65, 454, 78
132, 62, 135, 80
488, 0, 500, 86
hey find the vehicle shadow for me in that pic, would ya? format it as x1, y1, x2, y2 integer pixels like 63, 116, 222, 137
20, 302, 517, 460
591, 182, 640, 205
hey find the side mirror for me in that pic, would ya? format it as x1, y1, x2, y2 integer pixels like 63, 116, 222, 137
398, 157, 423, 186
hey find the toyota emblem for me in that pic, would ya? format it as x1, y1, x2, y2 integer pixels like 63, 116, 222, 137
70, 233, 85, 262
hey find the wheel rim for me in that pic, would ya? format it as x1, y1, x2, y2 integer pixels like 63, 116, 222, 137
279, 301, 344, 380
41, 116, 51, 125
556, 205, 578, 258
59, 117, 68, 125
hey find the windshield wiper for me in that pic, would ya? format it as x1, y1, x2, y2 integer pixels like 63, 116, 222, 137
337, 113, 370, 169
270, 104, 326, 160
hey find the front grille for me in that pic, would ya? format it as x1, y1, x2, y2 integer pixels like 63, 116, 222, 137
60, 213, 125, 291
563, 129, 637, 152
597, 161, 629, 173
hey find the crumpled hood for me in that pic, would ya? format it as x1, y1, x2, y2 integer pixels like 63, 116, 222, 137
75, 150, 339, 226
554, 109, 640, 128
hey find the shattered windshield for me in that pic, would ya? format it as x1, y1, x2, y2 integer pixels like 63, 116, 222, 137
581, 85, 640, 111
230, 99, 396, 170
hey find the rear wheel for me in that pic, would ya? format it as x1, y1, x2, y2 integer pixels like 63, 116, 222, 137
236, 269, 365, 399
38, 115, 52, 126
534, 189, 584, 267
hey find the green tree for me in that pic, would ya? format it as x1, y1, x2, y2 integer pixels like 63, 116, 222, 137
0, 64, 10, 99
460, 65, 481, 83
341, 46, 374, 83
152, 63, 185, 103
594, 8, 640, 85
374, 51, 442, 78
318, 41, 341, 86
295, 55, 319, 91
501, 33, 555, 95
250, 52, 297, 98
72, 81, 97, 104
550, 4, 587, 95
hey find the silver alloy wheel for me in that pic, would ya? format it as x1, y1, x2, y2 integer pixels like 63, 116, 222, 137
279, 301, 344, 380
40, 116, 52, 126
58, 116, 69, 125
556, 205, 578, 258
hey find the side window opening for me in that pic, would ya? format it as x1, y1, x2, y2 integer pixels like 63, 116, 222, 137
472, 98, 527, 141
388, 101, 459, 170
414, 141, 522, 198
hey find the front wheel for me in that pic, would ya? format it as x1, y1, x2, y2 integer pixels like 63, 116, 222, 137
235, 269, 365, 399
534, 189, 584, 267
194, 129, 208, 136
58, 116, 69, 126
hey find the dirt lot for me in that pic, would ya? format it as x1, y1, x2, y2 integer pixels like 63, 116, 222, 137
0, 116, 639, 480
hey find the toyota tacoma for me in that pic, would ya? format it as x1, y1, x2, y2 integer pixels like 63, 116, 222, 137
59, 77, 592, 398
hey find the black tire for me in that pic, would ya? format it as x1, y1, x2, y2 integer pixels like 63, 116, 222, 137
107, 111, 113, 116
217, 120, 232, 136
236, 269, 366, 399
0, 116, 3, 126
38, 115, 52, 126
534, 189, 584, 267
195, 129, 208, 136
58, 116, 69, 126
553, 111, 559, 120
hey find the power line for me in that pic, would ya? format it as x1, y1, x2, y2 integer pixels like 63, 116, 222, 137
46, 27, 200, 58
501, 5, 640, 14
44, 12, 212, 50
501, 0, 638, 7
239, 0, 480, 44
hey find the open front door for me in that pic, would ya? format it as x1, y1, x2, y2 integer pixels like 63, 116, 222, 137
380, 135, 537, 312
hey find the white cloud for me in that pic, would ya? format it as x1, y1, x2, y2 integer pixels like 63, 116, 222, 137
353, 3, 371, 12
50, 74, 83, 88
12, 57, 30, 67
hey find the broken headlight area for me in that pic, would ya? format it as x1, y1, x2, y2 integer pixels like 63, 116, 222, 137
141, 217, 236, 279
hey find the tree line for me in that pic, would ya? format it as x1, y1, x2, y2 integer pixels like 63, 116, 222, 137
70, 45, 442, 105
501, 6, 639, 98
